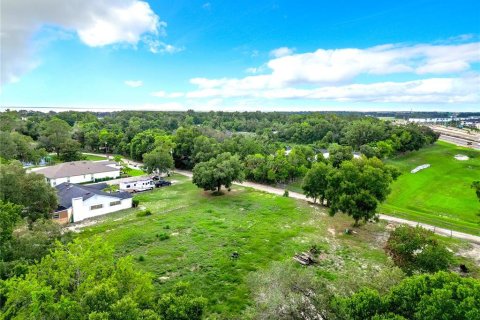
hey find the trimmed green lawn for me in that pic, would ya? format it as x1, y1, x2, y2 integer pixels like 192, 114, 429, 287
77, 175, 402, 317
379, 141, 480, 235
82, 154, 108, 161
123, 167, 146, 177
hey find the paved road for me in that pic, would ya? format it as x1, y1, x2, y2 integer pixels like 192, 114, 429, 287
439, 134, 480, 150
175, 169, 480, 244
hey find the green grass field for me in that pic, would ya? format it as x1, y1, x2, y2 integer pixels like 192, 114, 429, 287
380, 141, 480, 235
77, 174, 477, 317
82, 154, 108, 161
123, 167, 146, 176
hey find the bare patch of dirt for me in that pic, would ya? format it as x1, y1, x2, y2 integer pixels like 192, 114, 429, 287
457, 243, 480, 264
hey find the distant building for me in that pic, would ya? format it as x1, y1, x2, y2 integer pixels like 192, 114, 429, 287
33, 160, 120, 187
53, 182, 132, 224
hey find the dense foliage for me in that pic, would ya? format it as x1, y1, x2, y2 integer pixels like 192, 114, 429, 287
192, 152, 245, 193
302, 157, 400, 225
0, 238, 206, 320
338, 271, 480, 320
0, 161, 58, 223
1, 110, 438, 173
385, 226, 453, 275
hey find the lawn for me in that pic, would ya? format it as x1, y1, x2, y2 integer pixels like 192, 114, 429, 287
77, 175, 402, 317
76, 174, 479, 317
379, 141, 480, 235
82, 153, 108, 161
123, 167, 146, 177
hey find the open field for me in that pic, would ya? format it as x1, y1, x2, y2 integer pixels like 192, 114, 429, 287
380, 141, 480, 235
77, 174, 478, 318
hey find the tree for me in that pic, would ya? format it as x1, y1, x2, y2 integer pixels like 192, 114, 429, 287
143, 147, 174, 174
327, 157, 400, 226
338, 272, 480, 320
58, 139, 83, 162
0, 132, 46, 163
39, 118, 72, 156
192, 135, 219, 164
302, 162, 332, 204
130, 129, 166, 161
244, 154, 269, 183
192, 152, 245, 193
472, 181, 480, 201
0, 161, 58, 223
385, 226, 453, 275
328, 143, 353, 168
1, 238, 160, 319
343, 119, 387, 149
173, 126, 202, 169
287, 146, 314, 179
0, 219, 73, 280
0, 201, 22, 260
157, 282, 207, 320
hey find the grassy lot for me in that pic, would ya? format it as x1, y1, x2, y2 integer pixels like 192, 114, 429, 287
123, 167, 146, 177
82, 154, 108, 161
77, 174, 478, 318
379, 141, 480, 235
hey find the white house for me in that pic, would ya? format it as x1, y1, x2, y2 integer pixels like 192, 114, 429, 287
119, 177, 154, 192
53, 182, 132, 224
33, 160, 120, 187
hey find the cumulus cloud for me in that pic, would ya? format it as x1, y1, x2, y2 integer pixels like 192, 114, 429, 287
185, 40, 480, 104
125, 80, 144, 87
270, 47, 295, 58
186, 76, 479, 104
1, 0, 163, 85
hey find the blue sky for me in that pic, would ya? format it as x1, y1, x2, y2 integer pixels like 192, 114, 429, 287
1, 0, 479, 111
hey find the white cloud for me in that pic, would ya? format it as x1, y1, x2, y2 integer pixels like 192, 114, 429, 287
270, 47, 295, 58
125, 80, 144, 87
185, 40, 480, 104
1, 0, 164, 85
144, 38, 184, 54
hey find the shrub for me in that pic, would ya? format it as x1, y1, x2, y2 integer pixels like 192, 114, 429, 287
156, 233, 170, 241
338, 272, 480, 319
138, 255, 145, 262
385, 225, 452, 275
132, 198, 140, 208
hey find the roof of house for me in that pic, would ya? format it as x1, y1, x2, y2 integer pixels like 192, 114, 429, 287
86, 183, 110, 190
55, 182, 132, 210
35, 160, 119, 179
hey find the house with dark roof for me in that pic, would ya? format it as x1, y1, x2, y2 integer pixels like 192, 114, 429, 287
33, 160, 121, 187
53, 182, 132, 224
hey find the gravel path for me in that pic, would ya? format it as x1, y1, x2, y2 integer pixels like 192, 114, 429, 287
174, 169, 480, 245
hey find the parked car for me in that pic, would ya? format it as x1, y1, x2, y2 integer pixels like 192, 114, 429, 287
155, 180, 172, 188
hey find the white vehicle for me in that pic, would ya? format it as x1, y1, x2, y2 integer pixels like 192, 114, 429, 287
119, 177, 154, 193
